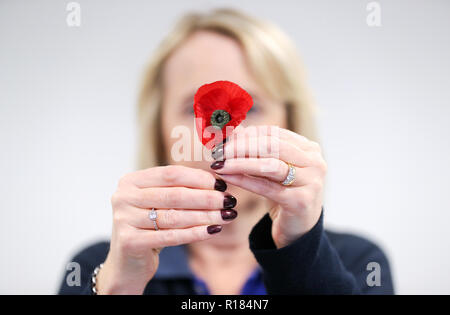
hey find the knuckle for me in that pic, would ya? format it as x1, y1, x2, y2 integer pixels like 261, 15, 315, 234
111, 191, 126, 208
298, 134, 309, 142
129, 189, 146, 206
260, 158, 280, 175
164, 209, 178, 227
163, 189, 181, 208
311, 177, 323, 192
306, 153, 316, 166
110, 192, 119, 207
310, 152, 322, 166
312, 152, 327, 172
295, 190, 311, 209
161, 165, 181, 184
276, 160, 287, 176
310, 141, 322, 152
268, 137, 281, 155
162, 229, 178, 246
271, 125, 281, 136
112, 210, 126, 225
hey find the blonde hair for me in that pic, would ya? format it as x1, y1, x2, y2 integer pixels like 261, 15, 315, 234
136, 8, 317, 169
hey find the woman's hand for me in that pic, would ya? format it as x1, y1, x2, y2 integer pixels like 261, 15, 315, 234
211, 126, 327, 249
96, 165, 237, 294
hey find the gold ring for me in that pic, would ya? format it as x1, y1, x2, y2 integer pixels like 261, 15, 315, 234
281, 162, 296, 186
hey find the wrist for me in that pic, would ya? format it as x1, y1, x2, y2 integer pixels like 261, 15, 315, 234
273, 206, 323, 249
95, 260, 148, 295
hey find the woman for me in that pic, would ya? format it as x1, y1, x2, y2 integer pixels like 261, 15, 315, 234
59, 8, 393, 295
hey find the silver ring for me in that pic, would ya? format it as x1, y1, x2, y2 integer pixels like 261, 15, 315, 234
149, 208, 159, 231
281, 162, 296, 186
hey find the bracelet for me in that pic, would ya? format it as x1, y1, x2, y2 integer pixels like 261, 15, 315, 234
90, 263, 104, 295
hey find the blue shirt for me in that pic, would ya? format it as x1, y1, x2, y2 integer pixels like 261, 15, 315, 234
153, 244, 267, 295
193, 267, 267, 295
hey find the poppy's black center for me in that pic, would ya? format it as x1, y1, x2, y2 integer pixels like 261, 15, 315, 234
211, 110, 231, 129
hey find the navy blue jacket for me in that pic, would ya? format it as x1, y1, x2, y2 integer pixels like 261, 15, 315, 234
58, 211, 394, 294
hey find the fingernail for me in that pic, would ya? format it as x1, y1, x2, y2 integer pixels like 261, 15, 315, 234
214, 179, 227, 192
211, 160, 225, 170
207, 225, 222, 234
221, 209, 238, 221
223, 195, 237, 209
211, 145, 224, 160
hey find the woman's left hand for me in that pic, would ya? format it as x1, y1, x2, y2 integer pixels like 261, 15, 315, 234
211, 126, 327, 249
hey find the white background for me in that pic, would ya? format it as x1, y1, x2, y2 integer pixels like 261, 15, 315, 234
0, 0, 449, 294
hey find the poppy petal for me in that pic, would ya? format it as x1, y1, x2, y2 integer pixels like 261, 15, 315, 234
193, 80, 253, 149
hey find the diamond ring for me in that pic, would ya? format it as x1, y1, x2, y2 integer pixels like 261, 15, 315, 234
281, 162, 296, 186
149, 208, 159, 231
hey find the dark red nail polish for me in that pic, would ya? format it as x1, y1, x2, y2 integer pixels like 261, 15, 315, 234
214, 179, 227, 192
207, 225, 222, 234
223, 195, 237, 209
211, 160, 225, 170
221, 209, 238, 221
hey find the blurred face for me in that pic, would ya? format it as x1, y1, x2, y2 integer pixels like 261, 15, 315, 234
161, 31, 287, 234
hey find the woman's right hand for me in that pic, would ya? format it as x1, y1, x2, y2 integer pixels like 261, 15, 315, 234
96, 165, 237, 294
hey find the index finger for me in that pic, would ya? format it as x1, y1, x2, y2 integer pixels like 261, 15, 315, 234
232, 125, 320, 151
122, 165, 219, 190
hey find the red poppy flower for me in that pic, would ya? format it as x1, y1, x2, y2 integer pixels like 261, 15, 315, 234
193, 80, 253, 149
